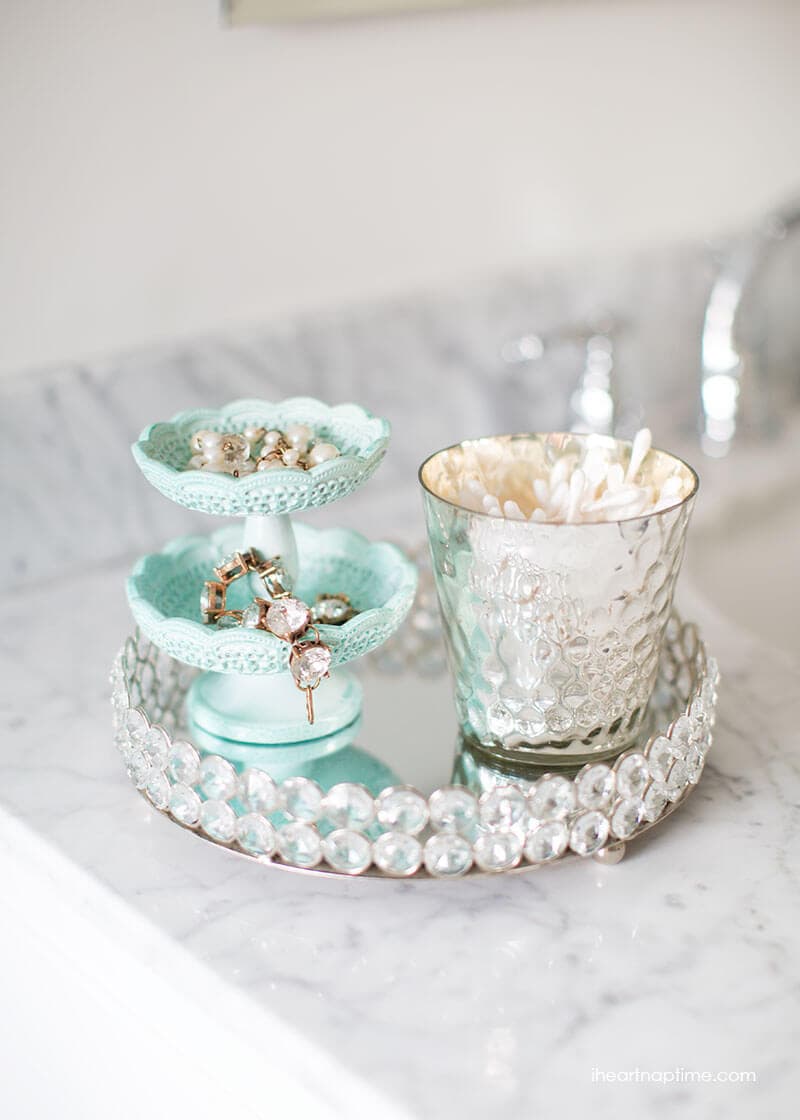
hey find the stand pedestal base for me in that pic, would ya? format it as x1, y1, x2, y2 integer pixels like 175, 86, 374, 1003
186, 668, 362, 767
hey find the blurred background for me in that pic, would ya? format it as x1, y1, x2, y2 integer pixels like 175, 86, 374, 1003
2, 0, 800, 647
2, 0, 799, 373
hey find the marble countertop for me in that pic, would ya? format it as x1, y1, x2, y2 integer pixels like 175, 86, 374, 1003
2, 300, 799, 1117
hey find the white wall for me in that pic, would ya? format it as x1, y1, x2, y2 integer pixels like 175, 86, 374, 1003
1, 0, 798, 375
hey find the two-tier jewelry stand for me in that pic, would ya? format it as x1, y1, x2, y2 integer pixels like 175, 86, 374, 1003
127, 399, 416, 770
114, 398, 718, 879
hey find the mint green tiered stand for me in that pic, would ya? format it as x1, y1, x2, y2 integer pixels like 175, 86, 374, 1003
127, 398, 417, 774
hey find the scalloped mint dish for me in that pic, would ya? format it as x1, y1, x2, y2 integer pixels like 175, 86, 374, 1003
131, 398, 390, 516
126, 523, 417, 674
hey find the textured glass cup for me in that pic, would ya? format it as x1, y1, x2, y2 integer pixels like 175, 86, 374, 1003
420, 433, 698, 767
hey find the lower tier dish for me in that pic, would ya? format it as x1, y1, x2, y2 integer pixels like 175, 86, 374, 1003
126, 523, 417, 674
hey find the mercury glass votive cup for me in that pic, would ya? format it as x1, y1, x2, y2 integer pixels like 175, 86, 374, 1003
419, 433, 699, 768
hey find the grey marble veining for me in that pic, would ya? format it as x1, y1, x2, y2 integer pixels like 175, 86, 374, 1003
3, 242, 723, 589
1, 557, 798, 1118
2, 254, 799, 1117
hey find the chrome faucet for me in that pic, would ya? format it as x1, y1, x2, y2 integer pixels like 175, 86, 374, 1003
700, 195, 800, 457
500, 315, 622, 436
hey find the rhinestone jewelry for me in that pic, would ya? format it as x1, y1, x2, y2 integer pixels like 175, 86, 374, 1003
198, 548, 336, 725
266, 597, 311, 640
311, 593, 357, 625
186, 425, 341, 476
289, 640, 332, 724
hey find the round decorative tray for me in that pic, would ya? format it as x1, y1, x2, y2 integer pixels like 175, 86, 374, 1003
127, 523, 418, 674
110, 615, 718, 879
132, 398, 390, 516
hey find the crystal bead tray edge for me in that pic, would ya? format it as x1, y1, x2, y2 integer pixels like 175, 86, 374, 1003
110, 615, 718, 880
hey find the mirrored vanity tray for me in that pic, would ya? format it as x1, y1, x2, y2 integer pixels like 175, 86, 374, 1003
110, 614, 718, 880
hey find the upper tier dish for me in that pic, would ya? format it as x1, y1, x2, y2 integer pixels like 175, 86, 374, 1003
132, 398, 390, 516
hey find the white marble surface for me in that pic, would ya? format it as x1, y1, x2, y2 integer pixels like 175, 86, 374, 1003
2, 559, 798, 1117
2, 287, 799, 1116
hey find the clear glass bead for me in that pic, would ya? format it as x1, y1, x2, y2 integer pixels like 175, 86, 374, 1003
145, 769, 170, 810
643, 782, 668, 822
236, 813, 276, 857
615, 752, 650, 798
239, 768, 278, 815
372, 832, 423, 877
524, 820, 569, 863
322, 829, 372, 875
576, 764, 616, 809
313, 596, 351, 623
125, 709, 148, 744
375, 787, 428, 836
198, 755, 238, 802
479, 785, 528, 831
647, 735, 675, 782
685, 745, 704, 784
280, 776, 323, 821
528, 776, 576, 821
428, 786, 479, 836
473, 830, 523, 872
167, 740, 200, 786
277, 822, 322, 868
199, 799, 236, 843
169, 783, 201, 826
320, 783, 375, 831
569, 810, 610, 856
423, 833, 474, 877
664, 759, 689, 802
610, 797, 643, 839
670, 715, 692, 757
689, 695, 708, 728
115, 729, 132, 759
128, 748, 150, 789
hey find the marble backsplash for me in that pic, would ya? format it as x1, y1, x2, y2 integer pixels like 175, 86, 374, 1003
4, 235, 798, 589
